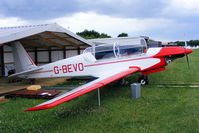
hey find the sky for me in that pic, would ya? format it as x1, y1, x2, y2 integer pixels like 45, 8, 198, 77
0, 0, 199, 41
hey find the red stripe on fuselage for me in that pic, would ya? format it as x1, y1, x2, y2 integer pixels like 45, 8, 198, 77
85, 57, 151, 67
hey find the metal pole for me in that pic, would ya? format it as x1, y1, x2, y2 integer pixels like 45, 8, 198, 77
97, 88, 101, 107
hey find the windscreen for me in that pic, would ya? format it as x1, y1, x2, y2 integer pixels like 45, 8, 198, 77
95, 44, 115, 60
119, 45, 145, 57
83, 38, 147, 60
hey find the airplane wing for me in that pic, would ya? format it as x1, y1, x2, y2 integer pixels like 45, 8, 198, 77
24, 67, 140, 111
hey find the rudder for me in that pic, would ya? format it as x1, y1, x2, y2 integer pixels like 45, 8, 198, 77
11, 41, 37, 73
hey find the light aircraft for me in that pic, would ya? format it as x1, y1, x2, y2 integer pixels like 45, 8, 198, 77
9, 38, 192, 111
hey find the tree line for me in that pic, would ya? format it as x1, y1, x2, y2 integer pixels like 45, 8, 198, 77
76, 29, 199, 46
76, 29, 128, 39
175, 40, 199, 47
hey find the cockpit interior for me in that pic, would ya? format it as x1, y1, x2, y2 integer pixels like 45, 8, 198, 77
83, 38, 147, 60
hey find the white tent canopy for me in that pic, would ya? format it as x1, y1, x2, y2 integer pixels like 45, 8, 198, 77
0, 23, 93, 49
0, 23, 94, 77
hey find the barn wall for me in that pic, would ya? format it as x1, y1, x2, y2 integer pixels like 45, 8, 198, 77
52, 50, 63, 62
51, 47, 64, 62
37, 50, 49, 63
3, 45, 86, 76
4, 45, 14, 76
66, 50, 78, 58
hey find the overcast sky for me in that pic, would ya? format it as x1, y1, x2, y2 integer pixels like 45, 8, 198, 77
0, 0, 199, 41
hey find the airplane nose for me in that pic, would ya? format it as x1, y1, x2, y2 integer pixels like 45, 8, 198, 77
185, 48, 192, 55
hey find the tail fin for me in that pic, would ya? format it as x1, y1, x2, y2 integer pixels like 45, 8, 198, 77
11, 41, 37, 73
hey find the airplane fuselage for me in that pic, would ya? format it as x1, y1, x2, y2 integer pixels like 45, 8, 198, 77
23, 48, 164, 79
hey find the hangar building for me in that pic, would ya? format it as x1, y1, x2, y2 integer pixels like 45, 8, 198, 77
0, 23, 93, 76
0, 23, 159, 77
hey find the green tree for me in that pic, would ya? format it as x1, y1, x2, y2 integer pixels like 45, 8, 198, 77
76, 29, 111, 39
188, 40, 199, 47
175, 40, 199, 47
175, 41, 184, 46
117, 33, 128, 37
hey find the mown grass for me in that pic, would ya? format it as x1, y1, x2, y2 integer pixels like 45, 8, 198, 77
0, 49, 199, 133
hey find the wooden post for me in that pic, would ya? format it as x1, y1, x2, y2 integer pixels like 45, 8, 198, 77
34, 48, 38, 65
63, 47, 66, 59
77, 47, 81, 55
48, 48, 52, 63
0, 46, 5, 76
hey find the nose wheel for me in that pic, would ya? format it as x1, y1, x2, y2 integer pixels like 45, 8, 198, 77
138, 75, 149, 85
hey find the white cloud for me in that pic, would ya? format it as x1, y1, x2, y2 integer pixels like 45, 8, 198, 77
51, 12, 174, 37
77, 0, 136, 5
0, 11, 188, 41
164, 0, 199, 16
0, 16, 28, 27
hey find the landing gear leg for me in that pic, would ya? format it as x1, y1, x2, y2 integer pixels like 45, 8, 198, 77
112, 78, 128, 86
138, 75, 149, 85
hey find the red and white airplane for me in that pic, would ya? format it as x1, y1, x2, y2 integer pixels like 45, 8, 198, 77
9, 38, 192, 111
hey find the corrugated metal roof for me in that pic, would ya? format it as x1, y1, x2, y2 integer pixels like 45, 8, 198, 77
0, 24, 48, 37
0, 23, 93, 48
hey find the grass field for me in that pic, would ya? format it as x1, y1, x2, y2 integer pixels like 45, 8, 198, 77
0, 49, 199, 133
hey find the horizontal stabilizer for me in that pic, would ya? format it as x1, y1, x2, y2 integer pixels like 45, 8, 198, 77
9, 67, 42, 77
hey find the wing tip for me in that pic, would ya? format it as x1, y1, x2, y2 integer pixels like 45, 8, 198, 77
24, 105, 50, 111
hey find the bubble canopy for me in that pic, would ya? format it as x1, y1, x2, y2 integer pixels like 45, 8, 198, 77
83, 38, 147, 60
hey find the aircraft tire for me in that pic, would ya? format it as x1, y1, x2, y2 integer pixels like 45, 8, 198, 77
138, 75, 149, 85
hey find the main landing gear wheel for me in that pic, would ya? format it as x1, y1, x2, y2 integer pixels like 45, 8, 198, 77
112, 78, 128, 86
138, 75, 149, 85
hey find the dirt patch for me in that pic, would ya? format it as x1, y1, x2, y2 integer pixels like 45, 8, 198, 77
0, 78, 69, 95
34, 78, 68, 86
0, 97, 9, 103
